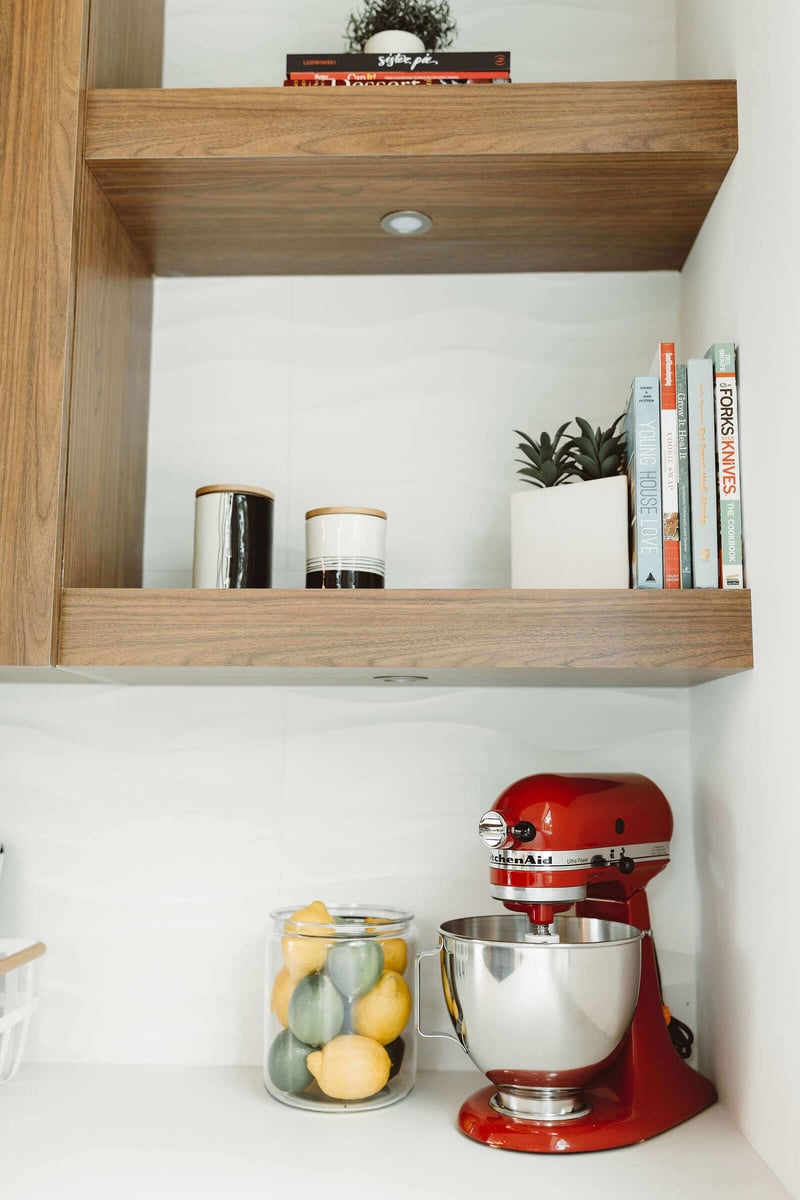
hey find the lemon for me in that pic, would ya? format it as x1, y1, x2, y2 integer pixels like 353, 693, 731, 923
352, 970, 412, 1045
267, 1028, 314, 1094
379, 938, 408, 975
327, 939, 384, 999
289, 971, 345, 1047
306, 1034, 391, 1100
282, 900, 334, 981
270, 965, 295, 1028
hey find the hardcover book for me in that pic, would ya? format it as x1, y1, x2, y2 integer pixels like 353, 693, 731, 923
705, 342, 744, 589
284, 77, 504, 86
651, 342, 680, 588
286, 51, 510, 73
675, 362, 693, 589
687, 357, 719, 588
626, 376, 663, 588
286, 70, 509, 80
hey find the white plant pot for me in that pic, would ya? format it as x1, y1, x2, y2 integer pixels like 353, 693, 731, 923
363, 31, 426, 53
510, 474, 630, 589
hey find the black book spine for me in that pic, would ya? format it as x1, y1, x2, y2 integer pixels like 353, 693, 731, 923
286, 51, 510, 73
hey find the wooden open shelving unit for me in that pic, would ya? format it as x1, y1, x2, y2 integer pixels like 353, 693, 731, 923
0, 3, 749, 685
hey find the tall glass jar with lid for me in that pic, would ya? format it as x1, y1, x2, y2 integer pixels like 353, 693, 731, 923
265, 903, 417, 1112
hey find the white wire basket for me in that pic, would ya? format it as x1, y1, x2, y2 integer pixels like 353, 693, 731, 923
0, 941, 46, 1084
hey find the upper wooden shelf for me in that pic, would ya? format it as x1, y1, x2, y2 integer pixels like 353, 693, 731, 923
84, 80, 738, 276
57, 587, 753, 687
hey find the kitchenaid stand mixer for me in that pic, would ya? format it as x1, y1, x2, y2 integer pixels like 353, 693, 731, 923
421, 773, 716, 1153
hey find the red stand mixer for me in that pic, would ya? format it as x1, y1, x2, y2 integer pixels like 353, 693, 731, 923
426, 773, 716, 1152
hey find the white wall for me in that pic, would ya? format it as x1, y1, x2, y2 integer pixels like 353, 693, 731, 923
163, 0, 675, 87
0, 0, 707, 1094
1, 684, 694, 1070
677, 2, 800, 1195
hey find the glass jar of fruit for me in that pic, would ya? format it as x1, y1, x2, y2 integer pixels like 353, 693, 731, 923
265, 901, 417, 1111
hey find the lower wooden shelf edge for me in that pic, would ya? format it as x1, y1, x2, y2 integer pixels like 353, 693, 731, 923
55, 587, 753, 687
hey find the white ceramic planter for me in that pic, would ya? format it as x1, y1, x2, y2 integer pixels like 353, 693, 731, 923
510, 474, 629, 589
363, 31, 426, 52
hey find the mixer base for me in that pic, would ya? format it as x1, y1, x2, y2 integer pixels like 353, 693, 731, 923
458, 1077, 716, 1153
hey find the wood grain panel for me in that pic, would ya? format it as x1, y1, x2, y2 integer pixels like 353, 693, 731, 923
62, 0, 163, 589
85, 82, 739, 160
84, 82, 738, 276
87, 0, 164, 88
62, 172, 153, 588
0, 0, 88, 666
86, 154, 733, 276
58, 589, 753, 685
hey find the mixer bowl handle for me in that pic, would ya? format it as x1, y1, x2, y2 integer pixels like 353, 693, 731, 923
414, 945, 463, 1047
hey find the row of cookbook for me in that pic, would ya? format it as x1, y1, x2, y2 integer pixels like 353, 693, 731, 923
627, 342, 743, 590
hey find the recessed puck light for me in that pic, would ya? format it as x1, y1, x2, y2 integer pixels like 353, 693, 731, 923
373, 674, 430, 683
380, 210, 433, 236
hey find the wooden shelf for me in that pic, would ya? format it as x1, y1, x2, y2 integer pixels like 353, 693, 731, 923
57, 588, 753, 686
84, 80, 738, 276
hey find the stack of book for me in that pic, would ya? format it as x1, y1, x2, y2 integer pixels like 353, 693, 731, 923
284, 51, 511, 87
627, 342, 743, 591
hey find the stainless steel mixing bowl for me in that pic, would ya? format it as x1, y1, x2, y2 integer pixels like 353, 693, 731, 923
419, 914, 642, 1120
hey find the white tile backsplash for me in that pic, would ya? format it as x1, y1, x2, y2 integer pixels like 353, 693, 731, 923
144, 273, 680, 590
0, 683, 694, 1067
162, 0, 676, 87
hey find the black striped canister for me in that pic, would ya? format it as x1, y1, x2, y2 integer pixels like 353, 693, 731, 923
305, 507, 386, 589
192, 484, 274, 588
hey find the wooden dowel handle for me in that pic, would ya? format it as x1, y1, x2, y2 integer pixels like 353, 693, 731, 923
0, 942, 46, 976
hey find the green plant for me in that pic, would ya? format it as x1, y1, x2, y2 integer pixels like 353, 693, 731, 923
569, 414, 627, 481
514, 414, 627, 487
345, 0, 457, 51
514, 422, 575, 488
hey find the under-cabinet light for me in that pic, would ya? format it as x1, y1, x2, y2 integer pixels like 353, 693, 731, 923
380, 210, 433, 236
373, 675, 430, 684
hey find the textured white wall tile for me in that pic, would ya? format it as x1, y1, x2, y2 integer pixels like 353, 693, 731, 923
145, 273, 680, 589
678, 1, 800, 1191
163, 0, 676, 86
0, 684, 694, 1068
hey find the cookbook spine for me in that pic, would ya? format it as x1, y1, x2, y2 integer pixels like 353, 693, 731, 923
286, 52, 511, 72
705, 342, 744, 589
675, 362, 693, 588
283, 77, 505, 86
687, 357, 719, 587
287, 70, 509, 80
626, 376, 663, 588
654, 342, 680, 588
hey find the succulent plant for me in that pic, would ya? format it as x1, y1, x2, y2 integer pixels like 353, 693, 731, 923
569, 414, 627, 481
345, 0, 457, 51
515, 414, 627, 487
514, 422, 575, 488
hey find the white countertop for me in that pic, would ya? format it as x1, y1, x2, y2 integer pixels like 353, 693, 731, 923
0, 1066, 791, 1199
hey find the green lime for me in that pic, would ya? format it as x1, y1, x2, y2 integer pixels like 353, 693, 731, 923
289, 971, 345, 1047
267, 1028, 314, 1093
327, 939, 384, 999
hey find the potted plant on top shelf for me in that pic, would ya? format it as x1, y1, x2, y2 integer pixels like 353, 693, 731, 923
510, 414, 630, 589
345, 0, 457, 53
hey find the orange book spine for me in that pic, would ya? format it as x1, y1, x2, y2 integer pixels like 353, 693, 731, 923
658, 342, 681, 588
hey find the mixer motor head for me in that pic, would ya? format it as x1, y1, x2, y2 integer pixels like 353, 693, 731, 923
479, 773, 673, 929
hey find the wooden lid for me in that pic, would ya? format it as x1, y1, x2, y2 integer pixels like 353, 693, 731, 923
195, 484, 274, 500
305, 506, 387, 520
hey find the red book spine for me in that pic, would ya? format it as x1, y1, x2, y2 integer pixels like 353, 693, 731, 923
287, 70, 509, 80
657, 342, 681, 589
284, 77, 505, 86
